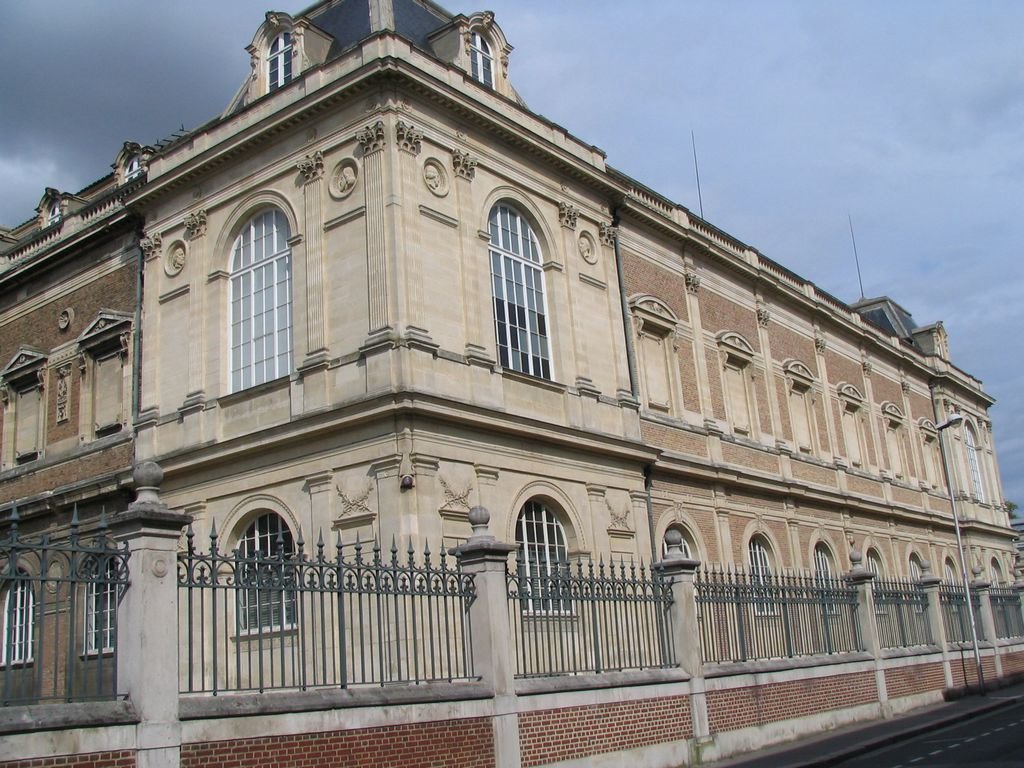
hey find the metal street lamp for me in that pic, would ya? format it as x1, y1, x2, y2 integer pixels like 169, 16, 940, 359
935, 411, 985, 693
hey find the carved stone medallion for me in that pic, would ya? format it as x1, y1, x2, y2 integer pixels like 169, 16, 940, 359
329, 159, 359, 200
423, 158, 449, 197
164, 241, 187, 277
578, 232, 597, 265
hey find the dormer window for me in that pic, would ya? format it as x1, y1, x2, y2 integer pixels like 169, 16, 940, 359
268, 32, 293, 92
469, 31, 494, 88
47, 200, 61, 226
124, 155, 142, 182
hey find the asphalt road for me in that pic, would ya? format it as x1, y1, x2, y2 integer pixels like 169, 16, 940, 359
833, 700, 1024, 768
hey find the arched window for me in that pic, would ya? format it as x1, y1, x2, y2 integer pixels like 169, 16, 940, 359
124, 155, 142, 182
2, 571, 34, 664
230, 209, 293, 392
488, 204, 551, 379
909, 553, 924, 581
866, 548, 884, 577
991, 558, 1004, 586
964, 424, 985, 502
469, 31, 494, 88
85, 559, 118, 654
662, 524, 695, 560
47, 200, 61, 227
238, 512, 296, 631
748, 536, 773, 581
943, 558, 958, 584
268, 32, 293, 92
515, 500, 568, 612
813, 543, 834, 580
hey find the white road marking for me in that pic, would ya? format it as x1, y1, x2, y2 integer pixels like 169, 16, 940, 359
908, 757, 923, 764
928, 749, 943, 756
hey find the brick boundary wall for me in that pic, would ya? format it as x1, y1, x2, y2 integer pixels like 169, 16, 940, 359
518, 695, 692, 767
1000, 650, 1024, 676
707, 671, 877, 734
948, 654, 999, 688
884, 661, 946, 699
180, 717, 494, 768
0, 751, 136, 768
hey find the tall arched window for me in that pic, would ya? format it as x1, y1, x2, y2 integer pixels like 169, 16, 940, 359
813, 543, 834, 580
238, 512, 296, 631
943, 558, 958, 584
909, 553, 924, 581
469, 31, 494, 88
488, 204, 551, 379
230, 209, 293, 392
662, 524, 695, 560
515, 500, 568, 612
866, 548, 884, 577
268, 32, 293, 92
85, 559, 118, 654
2, 571, 34, 664
748, 536, 773, 581
964, 424, 985, 502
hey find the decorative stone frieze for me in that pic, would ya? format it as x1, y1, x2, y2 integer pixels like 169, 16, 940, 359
336, 480, 374, 518
558, 202, 579, 230
452, 149, 477, 180
297, 150, 324, 182
184, 210, 207, 240
684, 268, 701, 294
599, 222, 617, 246
140, 232, 162, 261
357, 121, 387, 155
395, 121, 423, 155
440, 475, 472, 511
56, 364, 71, 423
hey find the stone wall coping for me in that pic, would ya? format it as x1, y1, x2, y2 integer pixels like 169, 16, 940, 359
878, 645, 943, 661
0, 700, 138, 736
178, 680, 491, 720
514, 667, 689, 697
703, 651, 874, 679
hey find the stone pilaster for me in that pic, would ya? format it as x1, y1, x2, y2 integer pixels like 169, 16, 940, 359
298, 151, 328, 364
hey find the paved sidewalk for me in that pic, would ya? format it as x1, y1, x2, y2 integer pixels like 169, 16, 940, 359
704, 682, 1024, 768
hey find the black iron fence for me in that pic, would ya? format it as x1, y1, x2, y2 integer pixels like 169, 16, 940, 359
178, 526, 476, 694
873, 579, 932, 649
695, 569, 862, 663
990, 586, 1024, 640
939, 583, 986, 644
0, 508, 129, 706
506, 555, 675, 678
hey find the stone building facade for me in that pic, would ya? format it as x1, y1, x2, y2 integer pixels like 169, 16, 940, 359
120, 0, 1012, 586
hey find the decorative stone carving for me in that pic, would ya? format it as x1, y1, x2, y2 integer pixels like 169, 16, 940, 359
439, 475, 472, 510
336, 480, 374, 518
599, 222, 617, 246
297, 150, 324, 182
119, 331, 131, 359
357, 121, 386, 155
815, 334, 827, 354
395, 121, 423, 155
684, 268, 701, 294
578, 232, 597, 264
140, 232, 162, 261
606, 499, 632, 531
164, 241, 186, 277
422, 158, 449, 197
184, 210, 207, 240
0, 386, 8, 407
328, 159, 359, 199
558, 202, 579, 230
756, 304, 771, 327
57, 308, 74, 331
451, 149, 477, 180
56, 364, 71, 423
862, 359, 873, 376
901, 379, 911, 394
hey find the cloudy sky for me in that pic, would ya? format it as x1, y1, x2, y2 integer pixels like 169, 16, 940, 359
1, 1, 1021, 505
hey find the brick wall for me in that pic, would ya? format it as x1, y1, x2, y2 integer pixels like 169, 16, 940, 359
707, 672, 877, 734
0, 751, 136, 768
0, 440, 132, 504
884, 661, 946, 698
621, 252, 690, 323
518, 695, 691, 767
180, 718, 494, 768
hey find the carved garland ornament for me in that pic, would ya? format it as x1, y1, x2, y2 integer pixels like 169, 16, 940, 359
55, 364, 72, 423
439, 475, 472, 510
336, 481, 374, 518
606, 499, 632, 531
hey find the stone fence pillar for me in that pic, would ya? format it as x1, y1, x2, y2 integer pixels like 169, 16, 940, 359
453, 507, 519, 768
653, 529, 708, 748
972, 574, 1000, 680
917, 562, 953, 689
844, 548, 886, 710
109, 462, 191, 768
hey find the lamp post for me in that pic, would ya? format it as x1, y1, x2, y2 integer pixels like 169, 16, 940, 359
935, 411, 985, 693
